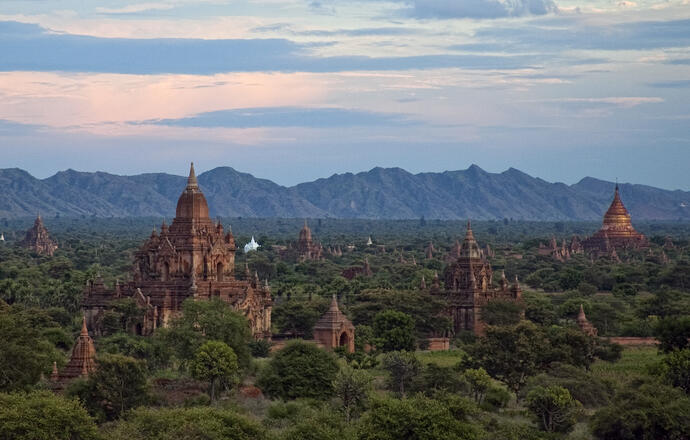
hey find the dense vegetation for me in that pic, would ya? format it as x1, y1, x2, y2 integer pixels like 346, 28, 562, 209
1, 218, 689, 439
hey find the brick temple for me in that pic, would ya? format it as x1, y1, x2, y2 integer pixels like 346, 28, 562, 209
51, 317, 97, 391
436, 221, 522, 335
21, 214, 58, 256
83, 163, 272, 339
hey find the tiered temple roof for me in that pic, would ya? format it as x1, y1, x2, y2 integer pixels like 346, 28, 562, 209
20, 214, 58, 256
52, 317, 97, 391
583, 184, 648, 254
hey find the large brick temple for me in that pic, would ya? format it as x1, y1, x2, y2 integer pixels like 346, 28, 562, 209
83, 163, 272, 339
582, 184, 648, 254
436, 221, 522, 335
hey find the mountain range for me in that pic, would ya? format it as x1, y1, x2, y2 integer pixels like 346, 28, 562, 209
1, 165, 688, 221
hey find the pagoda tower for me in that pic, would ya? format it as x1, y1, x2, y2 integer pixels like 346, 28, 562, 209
583, 184, 648, 253
52, 316, 97, 391
576, 304, 598, 337
20, 214, 58, 256
296, 220, 323, 261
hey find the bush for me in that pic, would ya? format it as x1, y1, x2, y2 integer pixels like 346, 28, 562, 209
526, 385, 581, 433
372, 310, 416, 352
0, 391, 99, 440
103, 406, 269, 440
249, 339, 272, 358
591, 381, 690, 440
357, 395, 482, 440
257, 340, 339, 400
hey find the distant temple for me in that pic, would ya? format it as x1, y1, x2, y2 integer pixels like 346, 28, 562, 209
576, 304, 597, 337
51, 317, 97, 391
538, 236, 583, 261
296, 221, 323, 261
83, 164, 272, 339
435, 221, 522, 335
341, 257, 372, 280
20, 214, 58, 256
582, 184, 648, 255
313, 295, 355, 353
244, 236, 260, 253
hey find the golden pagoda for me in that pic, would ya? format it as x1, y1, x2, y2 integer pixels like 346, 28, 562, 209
582, 184, 648, 254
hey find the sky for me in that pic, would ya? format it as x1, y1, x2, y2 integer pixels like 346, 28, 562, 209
0, 0, 689, 189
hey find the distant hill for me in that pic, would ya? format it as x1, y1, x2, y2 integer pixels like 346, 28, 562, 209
0, 165, 688, 221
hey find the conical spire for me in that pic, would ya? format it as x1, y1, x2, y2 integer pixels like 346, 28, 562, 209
80, 315, 89, 336
50, 361, 59, 382
577, 304, 587, 322
187, 162, 199, 190
329, 294, 339, 312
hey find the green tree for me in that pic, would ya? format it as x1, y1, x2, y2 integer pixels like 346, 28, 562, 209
591, 381, 690, 440
103, 406, 269, 440
465, 321, 547, 397
463, 368, 492, 405
257, 340, 339, 400
543, 326, 597, 370
481, 300, 523, 326
381, 351, 420, 397
162, 298, 252, 368
0, 303, 58, 392
526, 385, 581, 433
662, 349, 690, 394
191, 341, 240, 401
656, 316, 690, 353
70, 353, 149, 421
416, 363, 466, 395
357, 395, 481, 440
333, 367, 372, 422
373, 310, 416, 352
272, 299, 328, 338
0, 391, 99, 440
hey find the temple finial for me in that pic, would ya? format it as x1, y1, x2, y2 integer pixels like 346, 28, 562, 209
187, 162, 199, 189
80, 315, 89, 336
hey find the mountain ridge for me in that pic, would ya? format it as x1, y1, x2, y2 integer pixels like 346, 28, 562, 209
0, 165, 688, 221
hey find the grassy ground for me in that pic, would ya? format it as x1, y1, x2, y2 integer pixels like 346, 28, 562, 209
591, 346, 661, 383
415, 348, 466, 367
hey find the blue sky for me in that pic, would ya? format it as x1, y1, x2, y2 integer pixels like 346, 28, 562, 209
0, 0, 688, 189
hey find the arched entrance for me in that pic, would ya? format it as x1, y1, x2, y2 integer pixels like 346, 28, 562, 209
161, 262, 169, 282
217, 262, 224, 281
339, 331, 350, 348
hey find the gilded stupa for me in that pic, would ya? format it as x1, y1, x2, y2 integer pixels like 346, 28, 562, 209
582, 184, 648, 253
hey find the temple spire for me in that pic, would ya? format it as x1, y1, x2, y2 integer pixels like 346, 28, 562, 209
80, 315, 89, 336
187, 162, 199, 190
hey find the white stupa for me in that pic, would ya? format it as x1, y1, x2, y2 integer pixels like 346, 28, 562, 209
366, 236, 373, 246
244, 236, 260, 253
0, 233, 4, 242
